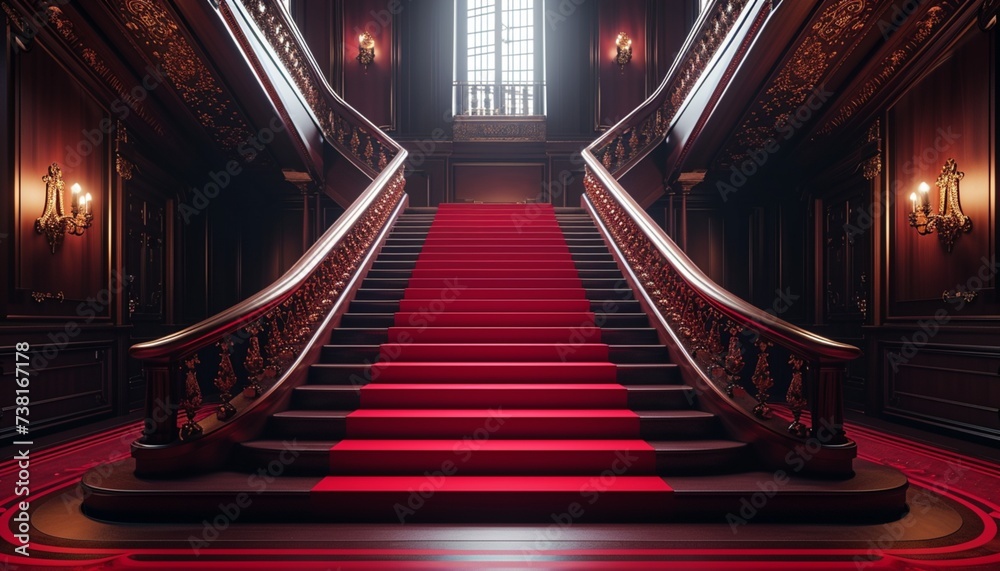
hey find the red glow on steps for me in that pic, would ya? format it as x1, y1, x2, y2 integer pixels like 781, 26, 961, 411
358, 383, 628, 408
323, 204, 674, 520
387, 326, 602, 343
313, 475, 671, 493
377, 343, 609, 362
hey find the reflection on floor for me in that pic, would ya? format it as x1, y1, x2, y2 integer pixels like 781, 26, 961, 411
2, 418, 999, 569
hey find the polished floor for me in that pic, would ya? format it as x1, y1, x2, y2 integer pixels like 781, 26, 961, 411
2, 415, 999, 570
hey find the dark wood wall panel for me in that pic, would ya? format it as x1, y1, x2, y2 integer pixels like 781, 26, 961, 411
548, 151, 587, 208
888, 30, 994, 314
341, 0, 396, 130
290, 0, 337, 84
401, 157, 449, 208
14, 44, 109, 316
397, 1, 454, 137
0, 343, 112, 441
686, 207, 725, 284
595, 0, 648, 130
545, 0, 597, 138
647, 0, 699, 91
125, 184, 166, 321
880, 342, 1000, 441
453, 163, 545, 203
819, 175, 874, 413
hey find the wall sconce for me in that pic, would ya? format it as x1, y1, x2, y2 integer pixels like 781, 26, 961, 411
907, 158, 972, 252
615, 32, 633, 69
34, 163, 92, 254
357, 31, 375, 71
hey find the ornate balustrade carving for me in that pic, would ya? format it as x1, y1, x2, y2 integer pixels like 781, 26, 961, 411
133, 171, 405, 446
584, 174, 858, 446
231, 0, 395, 176
130, 0, 410, 458
580, 2, 860, 469
594, 0, 749, 175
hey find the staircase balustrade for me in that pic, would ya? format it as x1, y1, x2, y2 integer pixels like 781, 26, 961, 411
130, 0, 407, 474
225, 0, 395, 177
582, 0, 860, 476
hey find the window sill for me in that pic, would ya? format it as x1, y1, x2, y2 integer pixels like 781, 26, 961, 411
452, 116, 546, 142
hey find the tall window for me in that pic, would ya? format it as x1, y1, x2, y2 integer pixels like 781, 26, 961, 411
455, 0, 545, 116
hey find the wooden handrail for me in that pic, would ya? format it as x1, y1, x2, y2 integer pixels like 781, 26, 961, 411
129, 0, 408, 452
590, 0, 752, 175
581, 0, 859, 465
581, 168, 861, 364
130, 158, 405, 362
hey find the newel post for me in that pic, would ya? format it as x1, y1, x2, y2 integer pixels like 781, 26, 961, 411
810, 361, 848, 445
140, 360, 179, 445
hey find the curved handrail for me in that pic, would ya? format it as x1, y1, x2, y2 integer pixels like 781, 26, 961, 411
130, 160, 405, 362
130, 0, 408, 450
581, 0, 860, 457
581, 169, 860, 364
591, 0, 750, 175
225, 0, 397, 177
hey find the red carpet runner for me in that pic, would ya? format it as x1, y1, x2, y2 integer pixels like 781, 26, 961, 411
311, 203, 673, 521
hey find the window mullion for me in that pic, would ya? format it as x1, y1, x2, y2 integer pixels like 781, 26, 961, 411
494, 2, 503, 115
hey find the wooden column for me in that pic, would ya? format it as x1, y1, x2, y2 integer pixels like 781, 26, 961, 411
810, 362, 848, 445
284, 170, 316, 251
141, 363, 178, 444
676, 170, 706, 251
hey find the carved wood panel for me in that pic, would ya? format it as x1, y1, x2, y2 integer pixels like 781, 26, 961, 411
125, 186, 165, 320
824, 192, 871, 321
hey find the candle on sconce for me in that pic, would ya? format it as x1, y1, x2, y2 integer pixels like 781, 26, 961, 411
85, 193, 92, 214
71, 183, 82, 211
909, 192, 917, 213
918, 182, 930, 208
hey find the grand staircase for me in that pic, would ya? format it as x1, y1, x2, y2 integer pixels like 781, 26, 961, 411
84, 203, 907, 523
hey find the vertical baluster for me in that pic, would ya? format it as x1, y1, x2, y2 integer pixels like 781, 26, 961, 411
349, 129, 360, 155
364, 140, 374, 167
677, 296, 694, 341
751, 340, 774, 419
179, 355, 203, 441
706, 311, 727, 382
786, 354, 808, 437
242, 321, 264, 399
724, 323, 745, 397
691, 300, 711, 365
263, 309, 281, 382
522, 85, 530, 115
277, 302, 296, 366
214, 337, 238, 420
